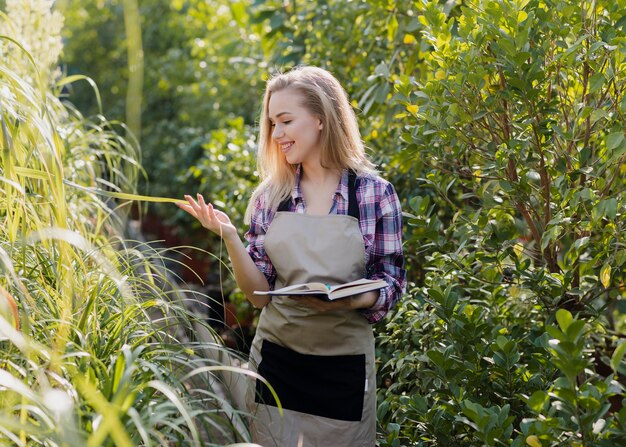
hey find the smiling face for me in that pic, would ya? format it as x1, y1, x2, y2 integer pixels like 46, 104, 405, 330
267, 87, 324, 166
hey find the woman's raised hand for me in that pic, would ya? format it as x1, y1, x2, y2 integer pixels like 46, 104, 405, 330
176, 194, 237, 240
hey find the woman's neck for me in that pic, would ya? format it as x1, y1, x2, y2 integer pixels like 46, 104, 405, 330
300, 161, 341, 186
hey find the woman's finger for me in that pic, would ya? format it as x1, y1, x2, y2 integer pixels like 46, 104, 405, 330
177, 201, 198, 218
192, 194, 217, 229
192, 195, 216, 223
178, 195, 205, 223
179, 194, 227, 231
196, 193, 207, 208
207, 202, 217, 220
183, 195, 201, 213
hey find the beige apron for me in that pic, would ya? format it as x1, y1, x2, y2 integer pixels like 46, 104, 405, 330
246, 208, 376, 447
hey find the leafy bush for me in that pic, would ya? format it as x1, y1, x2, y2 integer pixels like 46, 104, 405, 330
0, 2, 252, 445
377, 0, 626, 444
60, 0, 265, 209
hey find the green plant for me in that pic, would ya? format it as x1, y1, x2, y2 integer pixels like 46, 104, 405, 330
59, 0, 265, 211
520, 310, 626, 446
1, 2, 253, 445
378, 0, 626, 444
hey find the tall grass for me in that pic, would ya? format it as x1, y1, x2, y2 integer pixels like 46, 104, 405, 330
0, 2, 256, 445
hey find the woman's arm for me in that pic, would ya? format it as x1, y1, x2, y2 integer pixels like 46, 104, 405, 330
177, 194, 271, 308
222, 232, 271, 308
360, 182, 406, 323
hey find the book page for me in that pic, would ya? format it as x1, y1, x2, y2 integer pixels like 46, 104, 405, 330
327, 279, 387, 300
273, 282, 328, 294
254, 279, 386, 297
330, 278, 386, 292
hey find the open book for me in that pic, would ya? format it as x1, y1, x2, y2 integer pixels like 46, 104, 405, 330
253, 278, 387, 301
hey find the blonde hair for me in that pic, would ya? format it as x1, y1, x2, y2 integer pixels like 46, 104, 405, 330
245, 66, 377, 223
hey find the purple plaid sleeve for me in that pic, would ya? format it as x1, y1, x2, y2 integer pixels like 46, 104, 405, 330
356, 178, 406, 324
244, 191, 277, 289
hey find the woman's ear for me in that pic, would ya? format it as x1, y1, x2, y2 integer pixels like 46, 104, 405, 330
318, 119, 323, 130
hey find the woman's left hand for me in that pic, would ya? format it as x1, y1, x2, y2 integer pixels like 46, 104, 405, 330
290, 290, 379, 312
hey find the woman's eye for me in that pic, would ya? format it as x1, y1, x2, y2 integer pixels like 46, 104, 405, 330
283, 120, 292, 124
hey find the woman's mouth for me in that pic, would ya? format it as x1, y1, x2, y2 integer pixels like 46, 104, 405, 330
281, 142, 294, 153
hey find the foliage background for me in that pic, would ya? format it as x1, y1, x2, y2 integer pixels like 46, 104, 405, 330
5, 0, 626, 445
0, 1, 253, 445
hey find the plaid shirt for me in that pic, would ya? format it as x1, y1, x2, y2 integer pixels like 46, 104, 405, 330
245, 166, 406, 324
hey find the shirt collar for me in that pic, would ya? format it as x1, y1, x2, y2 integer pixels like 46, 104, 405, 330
293, 164, 304, 202
336, 169, 349, 202
292, 164, 349, 203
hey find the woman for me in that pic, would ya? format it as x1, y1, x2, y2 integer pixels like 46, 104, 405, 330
177, 66, 406, 446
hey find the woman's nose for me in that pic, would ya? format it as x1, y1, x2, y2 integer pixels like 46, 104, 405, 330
272, 124, 283, 139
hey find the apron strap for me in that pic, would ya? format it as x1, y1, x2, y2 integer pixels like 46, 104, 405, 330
277, 195, 292, 212
347, 170, 360, 221
276, 169, 360, 220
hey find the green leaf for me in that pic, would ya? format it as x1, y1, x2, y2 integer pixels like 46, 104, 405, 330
606, 132, 624, 150
617, 251, 626, 267
541, 225, 561, 251
556, 309, 573, 332
604, 198, 618, 219
611, 342, 626, 372
600, 263, 611, 288
573, 236, 589, 251
111, 350, 126, 396
427, 350, 447, 369
410, 394, 428, 413
64, 180, 185, 204
565, 320, 586, 341
427, 287, 443, 303
527, 390, 547, 412
546, 326, 564, 342
496, 335, 509, 351
374, 62, 390, 77
230, 1, 247, 26
590, 108, 608, 124
589, 73, 605, 94
526, 435, 542, 447
387, 14, 399, 42
377, 399, 390, 419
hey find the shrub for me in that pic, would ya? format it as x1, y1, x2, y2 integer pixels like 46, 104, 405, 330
378, 0, 626, 444
0, 2, 251, 445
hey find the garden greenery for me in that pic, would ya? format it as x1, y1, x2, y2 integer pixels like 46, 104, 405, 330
0, 1, 257, 445
11, 0, 626, 445
377, 0, 626, 444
